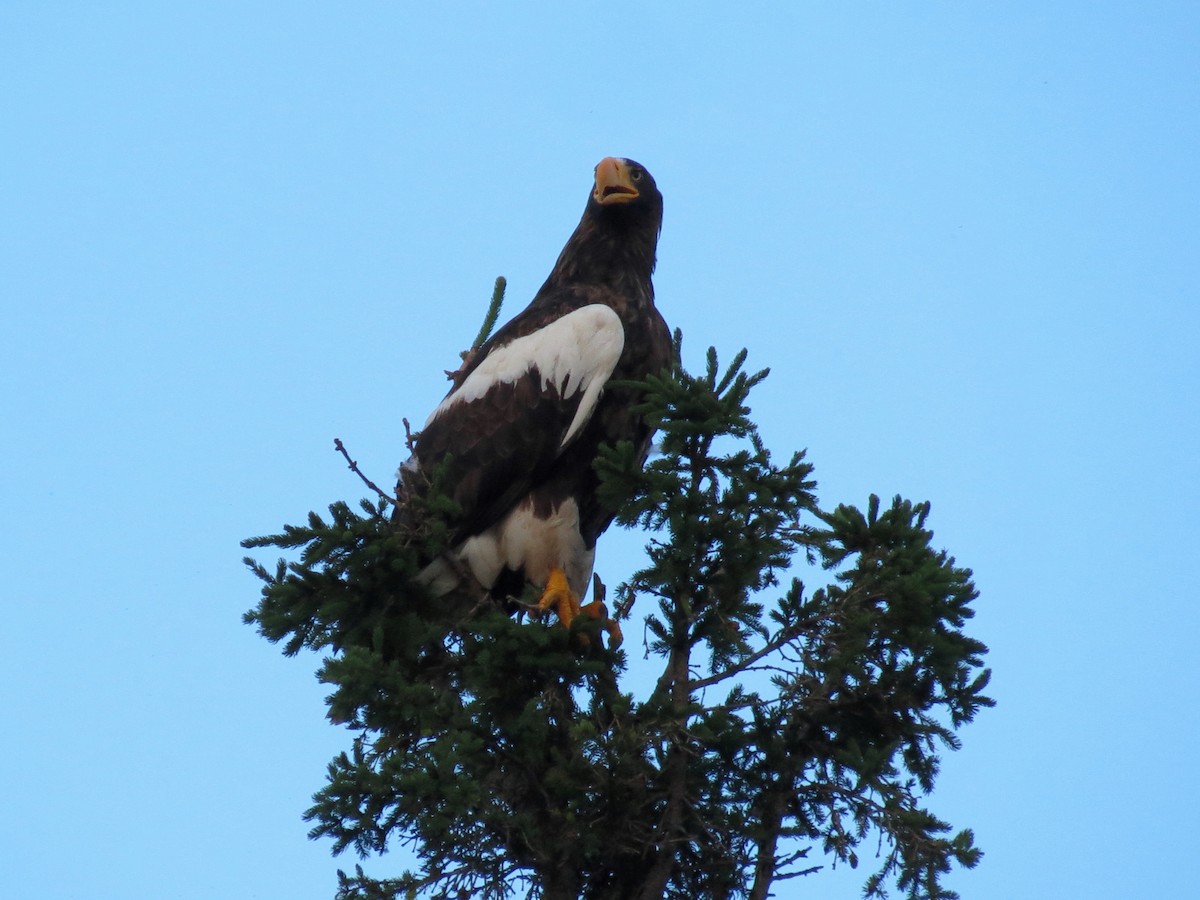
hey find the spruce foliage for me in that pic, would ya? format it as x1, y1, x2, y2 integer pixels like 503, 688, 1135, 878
244, 332, 992, 900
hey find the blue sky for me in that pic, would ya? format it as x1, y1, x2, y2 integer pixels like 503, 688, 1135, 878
4, 3, 1197, 898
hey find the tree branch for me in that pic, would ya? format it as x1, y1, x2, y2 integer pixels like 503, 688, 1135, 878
333, 438, 399, 505
688, 624, 802, 692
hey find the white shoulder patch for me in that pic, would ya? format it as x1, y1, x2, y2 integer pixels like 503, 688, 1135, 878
428, 304, 625, 449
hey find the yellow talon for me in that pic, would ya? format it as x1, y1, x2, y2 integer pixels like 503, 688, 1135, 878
536, 568, 581, 629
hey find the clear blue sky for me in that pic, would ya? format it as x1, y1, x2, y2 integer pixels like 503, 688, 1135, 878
4, 4, 1197, 898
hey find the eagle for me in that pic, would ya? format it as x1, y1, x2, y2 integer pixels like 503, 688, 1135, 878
401, 157, 672, 647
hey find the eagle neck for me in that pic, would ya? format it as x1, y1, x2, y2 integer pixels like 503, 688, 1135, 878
541, 209, 659, 300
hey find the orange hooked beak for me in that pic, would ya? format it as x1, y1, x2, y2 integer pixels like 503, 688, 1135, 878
592, 157, 639, 205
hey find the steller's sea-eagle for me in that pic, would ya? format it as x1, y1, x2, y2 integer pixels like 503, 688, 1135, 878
400, 157, 672, 647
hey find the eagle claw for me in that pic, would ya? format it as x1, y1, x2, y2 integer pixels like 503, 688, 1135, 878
536, 568, 621, 649
580, 599, 623, 650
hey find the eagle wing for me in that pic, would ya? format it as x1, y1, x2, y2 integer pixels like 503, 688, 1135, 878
415, 303, 625, 539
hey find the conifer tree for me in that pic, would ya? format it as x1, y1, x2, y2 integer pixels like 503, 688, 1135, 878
244, 307, 992, 899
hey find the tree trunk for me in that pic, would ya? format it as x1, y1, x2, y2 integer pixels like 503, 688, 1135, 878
636, 642, 692, 900
748, 785, 785, 900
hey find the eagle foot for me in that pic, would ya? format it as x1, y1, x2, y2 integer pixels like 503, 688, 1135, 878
535, 568, 581, 628
535, 569, 621, 650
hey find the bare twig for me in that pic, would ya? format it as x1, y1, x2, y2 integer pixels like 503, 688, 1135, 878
614, 582, 637, 621
688, 625, 802, 692
333, 437, 400, 505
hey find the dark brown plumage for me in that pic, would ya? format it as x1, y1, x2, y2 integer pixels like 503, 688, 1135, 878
406, 157, 671, 643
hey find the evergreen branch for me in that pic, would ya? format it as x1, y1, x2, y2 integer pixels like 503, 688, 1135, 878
446, 276, 507, 385
243, 332, 989, 900
473, 275, 507, 351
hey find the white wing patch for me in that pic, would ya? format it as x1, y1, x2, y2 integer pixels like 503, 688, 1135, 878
427, 304, 625, 450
